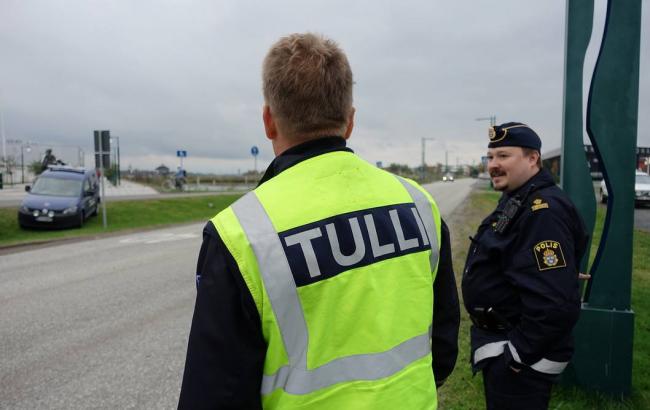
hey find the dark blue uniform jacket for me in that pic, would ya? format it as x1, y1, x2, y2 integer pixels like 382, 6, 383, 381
462, 168, 588, 377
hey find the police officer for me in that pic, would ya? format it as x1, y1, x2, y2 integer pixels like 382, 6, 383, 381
462, 122, 589, 409
178, 33, 460, 409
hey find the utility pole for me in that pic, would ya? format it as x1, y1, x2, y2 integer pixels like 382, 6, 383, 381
1, 109, 6, 173
420, 137, 435, 182
20, 143, 24, 183
116, 139, 120, 185
111, 136, 120, 185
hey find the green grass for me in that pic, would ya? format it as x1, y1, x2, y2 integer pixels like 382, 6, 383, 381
0, 194, 241, 247
439, 186, 650, 409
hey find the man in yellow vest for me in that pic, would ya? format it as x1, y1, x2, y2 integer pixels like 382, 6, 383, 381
178, 33, 460, 409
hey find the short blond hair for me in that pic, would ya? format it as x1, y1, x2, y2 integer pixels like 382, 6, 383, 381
262, 33, 354, 140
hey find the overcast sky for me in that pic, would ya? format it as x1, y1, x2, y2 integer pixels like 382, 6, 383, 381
1, 0, 648, 173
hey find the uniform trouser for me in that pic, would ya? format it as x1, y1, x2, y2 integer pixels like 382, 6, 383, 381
481, 356, 553, 410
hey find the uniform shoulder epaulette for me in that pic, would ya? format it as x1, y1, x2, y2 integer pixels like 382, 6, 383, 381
530, 197, 550, 212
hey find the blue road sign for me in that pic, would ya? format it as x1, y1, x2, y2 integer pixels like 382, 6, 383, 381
251, 146, 259, 156
177, 150, 187, 158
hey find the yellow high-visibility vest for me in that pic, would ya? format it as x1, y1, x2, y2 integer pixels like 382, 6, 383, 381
212, 151, 442, 409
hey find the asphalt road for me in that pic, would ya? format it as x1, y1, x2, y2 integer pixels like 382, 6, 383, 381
634, 206, 650, 231
422, 178, 475, 220
0, 224, 203, 409
0, 179, 474, 409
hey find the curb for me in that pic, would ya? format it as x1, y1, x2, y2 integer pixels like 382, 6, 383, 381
0, 220, 204, 256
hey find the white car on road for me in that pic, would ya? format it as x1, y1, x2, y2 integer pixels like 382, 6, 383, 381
600, 170, 650, 206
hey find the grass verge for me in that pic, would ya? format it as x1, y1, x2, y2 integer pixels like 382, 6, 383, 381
438, 186, 650, 409
0, 194, 241, 247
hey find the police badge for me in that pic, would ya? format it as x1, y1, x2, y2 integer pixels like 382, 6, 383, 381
533, 240, 567, 271
488, 126, 497, 140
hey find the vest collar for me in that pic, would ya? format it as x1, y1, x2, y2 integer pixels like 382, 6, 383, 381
258, 136, 353, 186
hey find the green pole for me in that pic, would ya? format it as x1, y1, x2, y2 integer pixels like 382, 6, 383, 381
561, 0, 640, 397
560, 0, 596, 275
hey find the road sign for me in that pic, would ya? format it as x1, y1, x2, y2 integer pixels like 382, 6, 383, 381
94, 130, 111, 169
251, 146, 259, 156
177, 150, 187, 158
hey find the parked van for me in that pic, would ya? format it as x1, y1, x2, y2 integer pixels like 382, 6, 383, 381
18, 166, 100, 229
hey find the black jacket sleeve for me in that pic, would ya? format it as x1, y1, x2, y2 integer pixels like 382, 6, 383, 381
431, 219, 460, 386
178, 222, 265, 410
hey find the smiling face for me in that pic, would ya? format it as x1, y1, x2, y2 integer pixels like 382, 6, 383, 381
487, 146, 540, 192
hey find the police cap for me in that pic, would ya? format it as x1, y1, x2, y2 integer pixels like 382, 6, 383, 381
488, 122, 541, 151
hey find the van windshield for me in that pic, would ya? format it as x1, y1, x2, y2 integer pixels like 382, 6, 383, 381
31, 177, 82, 197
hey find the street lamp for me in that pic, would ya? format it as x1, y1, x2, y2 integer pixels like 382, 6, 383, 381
110, 136, 120, 185
7, 138, 32, 184
421, 137, 435, 182
476, 115, 497, 127
24, 144, 31, 183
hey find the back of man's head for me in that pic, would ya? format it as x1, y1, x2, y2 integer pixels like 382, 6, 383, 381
262, 33, 353, 140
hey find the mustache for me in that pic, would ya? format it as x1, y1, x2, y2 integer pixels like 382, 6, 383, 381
490, 170, 506, 177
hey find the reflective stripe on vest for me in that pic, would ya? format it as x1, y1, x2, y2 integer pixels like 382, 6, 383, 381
396, 176, 439, 271
230, 175, 439, 395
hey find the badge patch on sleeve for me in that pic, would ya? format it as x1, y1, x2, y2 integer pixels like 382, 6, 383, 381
533, 240, 567, 271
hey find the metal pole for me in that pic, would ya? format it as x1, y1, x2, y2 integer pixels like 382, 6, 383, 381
420, 138, 425, 181
1, 109, 6, 173
476, 115, 497, 127
98, 143, 107, 229
421, 137, 435, 182
21, 144, 24, 184
116, 137, 120, 185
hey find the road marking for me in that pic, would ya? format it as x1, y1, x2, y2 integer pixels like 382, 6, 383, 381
119, 232, 199, 244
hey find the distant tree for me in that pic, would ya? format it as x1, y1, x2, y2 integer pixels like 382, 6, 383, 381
28, 160, 43, 176
386, 163, 414, 177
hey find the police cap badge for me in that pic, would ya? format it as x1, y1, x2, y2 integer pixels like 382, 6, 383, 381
488, 122, 542, 151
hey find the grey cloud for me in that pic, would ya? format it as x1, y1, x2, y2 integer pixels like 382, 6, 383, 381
1, 0, 648, 172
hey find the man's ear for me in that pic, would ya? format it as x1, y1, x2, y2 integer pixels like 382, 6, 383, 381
263, 105, 278, 140
534, 150, 541, 164
343, 107, 355, 140
529, 150, 541, 168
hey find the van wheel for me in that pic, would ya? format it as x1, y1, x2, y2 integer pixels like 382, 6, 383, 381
77, 211, 85, 228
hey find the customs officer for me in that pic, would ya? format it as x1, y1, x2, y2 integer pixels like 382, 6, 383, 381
178, 33, 460, 409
